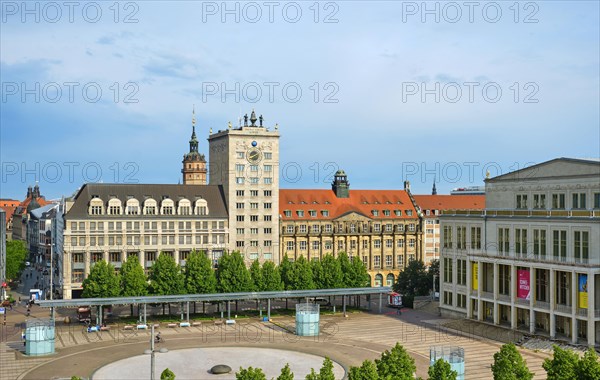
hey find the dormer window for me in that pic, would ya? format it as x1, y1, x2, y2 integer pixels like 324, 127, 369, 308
107, 198, 122, 215
309, 210, 317, 217
321, 210, 329, 217
284, 210, 292, 217
394, 210, 402, 216
383, 210, 390, 216
297, 210, 305, 217
372, 210, 379, 216
89, 197, 104, 215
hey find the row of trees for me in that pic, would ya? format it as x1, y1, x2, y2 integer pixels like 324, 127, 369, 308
393, 259, 439, 307
81, 251, 371, 299
6, 240, 28, 280
233, 343, 455, 380
233, 342, 600, 380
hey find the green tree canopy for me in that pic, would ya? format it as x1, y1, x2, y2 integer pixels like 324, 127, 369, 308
249, 259, 264, 292
337, 251, 352, 287
348, 256, 370, 288
160, 368, 176, 380
6, 240, 27, 280
318, 358, 335, 380
576, 348, 600, 380
348, 360, 379, 380
236, 367, 267, 380
542, 345, 579, 380
375, 343, 416, 380
280, 255, 293, 290
82, 260, 121, 298
427, 359, 457, 380
287, 256, 315, 290
120, 254, 148, 297
184, 250, 217, 294
149, 253, 185, 295
491, 343, 533, 380
313, 255, 343, 289
276, 363, 294, 380
394, 260, 431, 297
216, 251, 252, 293
262, 261, 284, 291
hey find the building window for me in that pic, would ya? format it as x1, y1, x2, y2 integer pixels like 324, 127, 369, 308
162, 206, 173, 215
443, 291, 453, 306
397, 239, 404, 248
456, 226, 466, 250
552, 230, 567, 260
397, 224, 404, 232
236, 241, 245, 247
109, 252, 121, 262
321, 210, 329, 217
374, 239, 381, 249
312, 241, 320, 250
397, 255, 404, 268
574, 231, 589, 262
264, 165, 272, 172
533, 194, 546, 209
311, 225, 320, 233
264, 240, 272, 247
236, 190, 245, 196
249, 215, 259, 222
309, 210, 317, 217
250, 228, 258, 235
516, 194, 528, 209
236, 228, 244, 234
409, 239, 415, 248
443, 226, 453, 249
383, 210, 390, 216
457, 294, 467, 309
109, 205, 121, 215
499, 265, 510, 295
236, 202, 244, 209
284, 210, 291, 217
90, 206, 102, 215
324, 224, 332, 233
264, 215, 272, 221
286, 225, 294, 233
552, 193, 565, 209
373, 256, 381, 268
470, 227, 481, 250
457, 259, 466, 285
515, 228, 528, 255
299, 241, 307, 250
236, 215, 245, 222
324, 240, 332, 250
236, 152, 245, 159
395, 210, 402, 216
498, 228, 510, 254
572, 193, 586, 209
408, 223, 415, 232
372, 210, 379, 216
374, 223, 381, 232
299, 225, 307, 233
385, 239, 392, 248
250, 240, 259, 247
264, 190, 272, 196
250, 202, 259, 209
264, 203, 272, 209
72, 269, 84, 283
594, 193, 600, 209
443, 258, 453, 283
264, 178, 272, 184
533, 229, 547, 258
297, 210, 305, 217
249, 165, 259, 172
286, 241, 294, 251
385, 224, 393, 232
385, 255, 392, 267
264, 152, 272, 159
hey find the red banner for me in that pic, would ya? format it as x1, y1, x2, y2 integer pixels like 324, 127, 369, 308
517, 270, 530, 300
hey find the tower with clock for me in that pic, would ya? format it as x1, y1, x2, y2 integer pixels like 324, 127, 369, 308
207, 110, 280, 265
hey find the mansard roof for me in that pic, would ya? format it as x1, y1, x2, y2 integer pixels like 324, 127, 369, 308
67, 183, 228, 219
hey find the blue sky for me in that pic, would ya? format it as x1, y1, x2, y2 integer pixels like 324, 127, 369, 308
1, 1, 599, 200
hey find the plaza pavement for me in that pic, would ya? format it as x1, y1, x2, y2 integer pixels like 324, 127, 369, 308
0, 307, 553, 380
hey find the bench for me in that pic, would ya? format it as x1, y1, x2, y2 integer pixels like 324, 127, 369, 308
100, 326, 110, 331
167, 323, 178, 328
179, 322, 190, 327
123, 325, 134, 331
191, 321, 202, 327
213, 320, 224, 326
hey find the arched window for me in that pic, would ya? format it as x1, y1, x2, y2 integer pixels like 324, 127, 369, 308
375, 274, 383, 287
178, 199, 191, 215
195, 199, 208, 215
126, 198, 140, 215
143, 199, 157, 215
107, 198, 122, 215
161, 198, 174, 215
89, 197, 104, 215
386, 273, 395, 287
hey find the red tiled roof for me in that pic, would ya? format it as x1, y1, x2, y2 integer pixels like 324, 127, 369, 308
280, 189, 418, 220
0, 200, 20, 207
413, 195, 485, 214
14, 196, 52, 216
0, 206, 17, 224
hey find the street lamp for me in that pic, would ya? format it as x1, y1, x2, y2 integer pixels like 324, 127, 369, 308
144, 324, 168, 380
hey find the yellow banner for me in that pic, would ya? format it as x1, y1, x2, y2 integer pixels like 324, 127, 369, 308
472, 263, 478, 290
578, 274, 588, 309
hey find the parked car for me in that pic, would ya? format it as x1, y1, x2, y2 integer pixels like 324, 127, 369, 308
25, 261, 31, 267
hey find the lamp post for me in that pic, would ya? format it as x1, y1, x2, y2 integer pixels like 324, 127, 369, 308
145, 324, 168, 380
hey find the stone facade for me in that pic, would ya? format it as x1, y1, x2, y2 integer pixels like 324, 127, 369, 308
440, 158, 600, 346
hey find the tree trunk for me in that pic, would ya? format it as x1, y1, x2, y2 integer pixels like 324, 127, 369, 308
285, 298, 288, 309
162, 303, 165, 315
168, 303, 171, 315
130, 304, 134, 316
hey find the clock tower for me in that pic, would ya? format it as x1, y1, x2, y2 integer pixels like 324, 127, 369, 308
208, 110, 280, 264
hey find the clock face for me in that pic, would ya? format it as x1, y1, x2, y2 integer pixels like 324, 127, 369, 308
247, 149, 262, 164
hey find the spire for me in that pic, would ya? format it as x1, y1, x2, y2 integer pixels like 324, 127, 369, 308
189, 106, 198, 153
432, 181, 437, 195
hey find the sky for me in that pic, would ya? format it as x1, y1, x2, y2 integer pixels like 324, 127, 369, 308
1, 1, 599, 200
